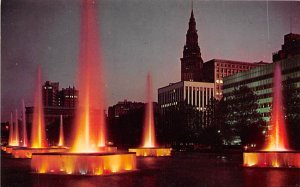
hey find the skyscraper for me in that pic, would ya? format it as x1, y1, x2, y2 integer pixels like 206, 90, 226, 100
42, 81, 59, 107
181, 9, 203, 82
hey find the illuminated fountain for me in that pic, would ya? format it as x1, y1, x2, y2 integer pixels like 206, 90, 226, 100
11, 66, 66, 158
22, 100, 28, 147
9, 112, 14, 146
31, 0, 136, 175
4, 112, 20, 153
14, 109, 20, 146
4, 101, 28, 152
58, 115, 65, 146
243, 63, 300, 168
129, 74, 171, 157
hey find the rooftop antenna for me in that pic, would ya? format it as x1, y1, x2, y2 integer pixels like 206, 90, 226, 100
289, 2, 292, 34
192, 0, 193, 11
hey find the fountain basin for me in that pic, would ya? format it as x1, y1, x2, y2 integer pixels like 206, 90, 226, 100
129, 147, 172, 157
243, 151, 300, 168
4, 146, 22, 154
11, 147, 68, 158
98, 146, 118, 152
31, 152, 136, 175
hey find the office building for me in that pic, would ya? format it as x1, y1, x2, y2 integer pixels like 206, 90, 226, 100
108, 100, 144, 118
223, 33, 300, 122
203, 59, 268, 99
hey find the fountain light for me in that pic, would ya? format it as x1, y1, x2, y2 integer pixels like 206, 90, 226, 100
243, 63, 300, 168
11, 66, 68, 158
129, 74, 171, 157
31, 0, 136, 174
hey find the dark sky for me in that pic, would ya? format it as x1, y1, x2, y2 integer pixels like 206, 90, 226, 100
1, 0, 300, 121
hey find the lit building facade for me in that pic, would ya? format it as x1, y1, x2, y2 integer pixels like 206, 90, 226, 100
59, 86, 79, 108
158, 81, 214, 113
43, 81, 59, 107
26, 81, 79, 137
203, 59, 268, 99
223, 55, 300, 122
223, 33, 300, 122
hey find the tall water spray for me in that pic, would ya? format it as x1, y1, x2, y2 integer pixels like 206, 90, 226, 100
58, 115, 64, 146
71, 0, 106, 152
8, 112, 14, 146
31, 65, 47, 148
142, 74, 156, 148
14, 109, 20, 146
22, 100, 28, 147
264, 63, 289, 151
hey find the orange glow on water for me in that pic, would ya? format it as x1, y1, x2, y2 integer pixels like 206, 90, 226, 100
22, 100, 28, 147
71, 0, 106, 153
31, 65, 47, 148
142, 74, 156, 148
12, 147, 67, 158
58, 115, 64, 146
31, 153, 136, 175
264, 63, 289, 151
243, 152, 300, 168
129, 148, 172, 157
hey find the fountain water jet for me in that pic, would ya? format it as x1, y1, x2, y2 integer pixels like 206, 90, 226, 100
22, 100, 28, 147
8, 112, 14, 146
14, 109, 20, 146
243, 63, 300, 168
31, 0, 135, 175
31, 65, 47, 148
69, 0, 108, 153
58, 115, 64, 146
142, 74, 156, 148
4, 112, 19, 153
11, 66, 67, 158
264, 63, 289, 151
129, 74, 171, 157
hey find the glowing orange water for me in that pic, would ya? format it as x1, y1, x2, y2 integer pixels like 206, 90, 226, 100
58, 115, 64, 146
22, 100, 28, 147
142, 74, 156, 148
71, 0, 106, 153
31, 65, 47, 148
264, 63, 289, 151
14, 109, 20, 146
8, 112, 14, 146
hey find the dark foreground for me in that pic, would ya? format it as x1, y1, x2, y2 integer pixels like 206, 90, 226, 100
2, 151, 300, 187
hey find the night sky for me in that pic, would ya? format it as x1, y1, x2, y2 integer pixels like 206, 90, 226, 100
1, 0, 300, 121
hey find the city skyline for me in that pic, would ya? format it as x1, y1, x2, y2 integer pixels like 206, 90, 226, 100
2, 0, 300, 121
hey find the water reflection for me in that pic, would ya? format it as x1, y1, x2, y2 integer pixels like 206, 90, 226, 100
3, 153, 300, 187
244, 169, 299, 187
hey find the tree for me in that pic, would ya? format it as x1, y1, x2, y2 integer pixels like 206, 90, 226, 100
224, 85, 265, 147
283, 78, 300, 150
205, 98, 226, 146
158, 102, 203, 145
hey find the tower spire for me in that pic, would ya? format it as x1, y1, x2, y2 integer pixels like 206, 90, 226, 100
181, 8, 204, 82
